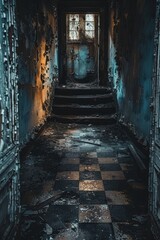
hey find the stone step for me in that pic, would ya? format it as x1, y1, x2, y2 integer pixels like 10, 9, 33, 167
50, 114, 117, 125
55, 87, 112, 96
54, 93, 114, 105
52, 86, 117, 125
54, 103, 116, 115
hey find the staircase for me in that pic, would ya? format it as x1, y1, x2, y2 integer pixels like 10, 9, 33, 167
51, 86, 117, 124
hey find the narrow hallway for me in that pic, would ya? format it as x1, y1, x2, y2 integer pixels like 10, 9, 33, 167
19, 122, 152, 240
1, 0, 160, 239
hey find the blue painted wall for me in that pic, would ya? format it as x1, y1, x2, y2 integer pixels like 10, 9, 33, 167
108, 0, 156, 141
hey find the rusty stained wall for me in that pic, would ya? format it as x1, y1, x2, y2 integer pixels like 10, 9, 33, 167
108, 0, 156, 142
16, 0, 58, 144
0, 0, 20, 239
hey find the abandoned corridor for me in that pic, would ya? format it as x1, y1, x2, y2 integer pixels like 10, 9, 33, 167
0, 0, 159, 239
18, 122, 153, 240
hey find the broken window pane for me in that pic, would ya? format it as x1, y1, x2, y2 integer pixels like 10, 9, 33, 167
69, 19, 79, 31
85, 21, 95, 31
69, 30, 79, 40
85, 31, 95, 39
86, 14, 94, 22
69, 22, 79, 31
69, 14, 79, 22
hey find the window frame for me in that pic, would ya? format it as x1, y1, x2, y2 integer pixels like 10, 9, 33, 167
67, 13, 95, 42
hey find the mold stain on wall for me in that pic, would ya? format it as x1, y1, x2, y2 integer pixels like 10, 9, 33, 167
16, 0, 58, 145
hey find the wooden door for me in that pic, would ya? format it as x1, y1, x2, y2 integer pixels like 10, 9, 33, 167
65, 13, 99, 83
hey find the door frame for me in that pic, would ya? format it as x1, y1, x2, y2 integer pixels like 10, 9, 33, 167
57, 0, 109, 86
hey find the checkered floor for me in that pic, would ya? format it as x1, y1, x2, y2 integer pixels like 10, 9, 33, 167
19, 122, 154, 240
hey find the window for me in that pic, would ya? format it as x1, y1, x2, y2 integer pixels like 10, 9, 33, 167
67, 14, 95, 41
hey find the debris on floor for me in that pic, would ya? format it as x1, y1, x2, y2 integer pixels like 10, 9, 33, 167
17, 122, 154, 240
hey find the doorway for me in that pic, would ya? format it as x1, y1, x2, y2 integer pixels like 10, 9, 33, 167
66, 13, 100, 84
58, 0, 109, 86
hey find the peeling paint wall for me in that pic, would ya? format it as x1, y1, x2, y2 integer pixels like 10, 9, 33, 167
108, 0, 156, 142
16, 0, 58, 145
0, 0, 20, 239
149, 1, 160, 239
